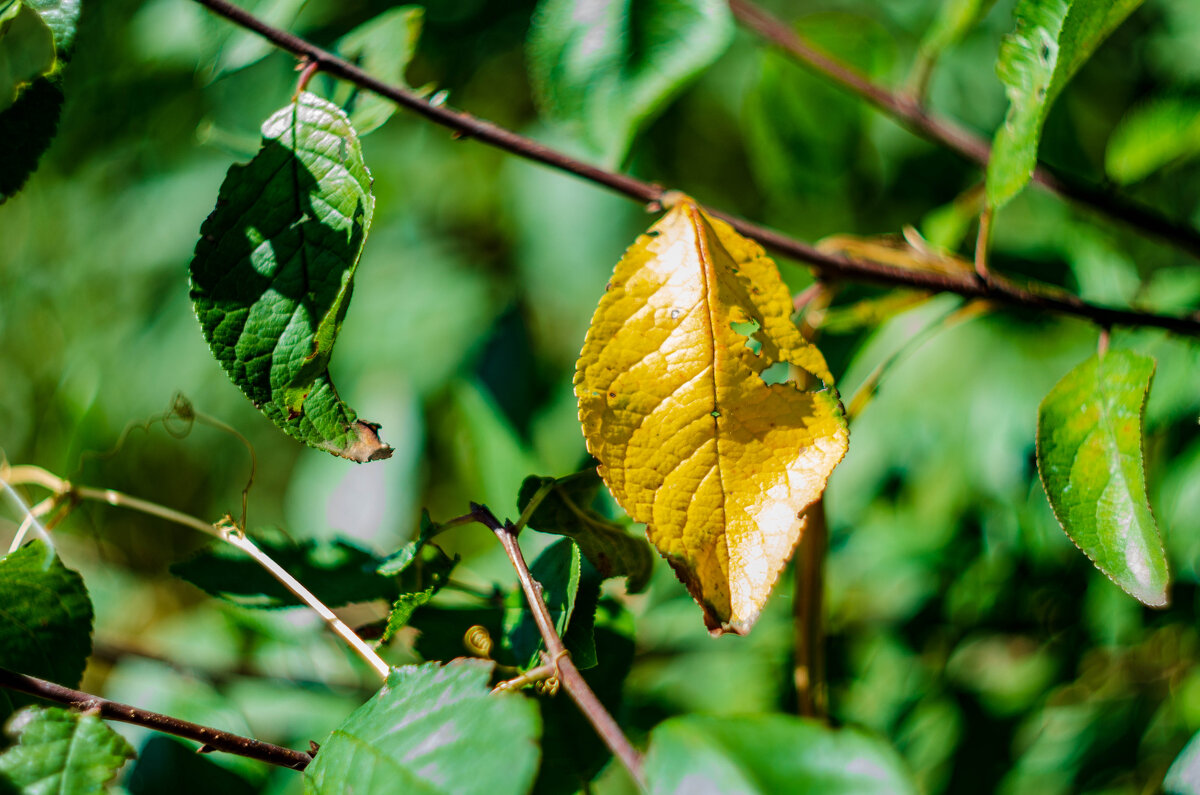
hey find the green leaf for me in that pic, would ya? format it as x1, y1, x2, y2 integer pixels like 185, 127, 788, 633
0, 542, 93, 723
0, 73, 60, 202
303, 660, 541, 795
919, 0, 998, 58
205, 0, 307, 81
377, 510, 439, 576
0, 707, 134, 794
20, 0, 80, 57
172, 529, 397, 609
1036, 350, 1168, 606
987, 0, 1144, 208
502, 538, 582, 669
527, 0, 733, 166
644, 715, 917, 794
0, 3, 56, 113
333, 6, 423, 136
1165, 729, 1200, 795
1105, 95, 1200, 184
518, 472, 653, 593
189, 91, 392, 463
380, 543, 457, 643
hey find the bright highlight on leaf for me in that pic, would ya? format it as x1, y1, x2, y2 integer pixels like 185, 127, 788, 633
575, 198, 849, 634
190, 92, 392, 462
1036, 349, 1168, 606
0, 707, 135, 794
988, 0, 1144, 208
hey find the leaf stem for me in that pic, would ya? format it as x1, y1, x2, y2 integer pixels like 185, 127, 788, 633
468, 502, 647, 790
0, 464, 390, 680
793, 498, 828, 719
0, 666, 313, 770
975, 208, 993, 282
726, 0, 1200, 261
188, 0, 1200, 337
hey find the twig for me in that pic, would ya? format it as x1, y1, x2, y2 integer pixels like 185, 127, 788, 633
793, 499, 827, 719
727, 0, 1200, 261
974, 208, 993, 282
0, 464, 390, 680
468, 503, 647, 790
0, 666, 312, 770
189, 0, 1200, 337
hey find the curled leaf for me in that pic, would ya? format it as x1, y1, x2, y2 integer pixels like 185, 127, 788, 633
575, 198, 848, 634
1037, 349, 1168, 606
190, 92, 391, 462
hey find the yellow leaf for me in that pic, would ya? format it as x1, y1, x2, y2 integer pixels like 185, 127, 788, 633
575, 199, 849, 635
817, 226, 975, 277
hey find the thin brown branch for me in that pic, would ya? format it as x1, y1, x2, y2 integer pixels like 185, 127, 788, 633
189, 0, 1200, 336
0, 666, 312, 770
793, 499, 828, 719
468, 503, 646, 790
727, 0, 1200, 262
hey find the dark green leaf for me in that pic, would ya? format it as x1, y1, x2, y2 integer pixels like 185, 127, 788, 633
334, 6, 423, 136
410, 606, 505, 664
644, 715, 917, 794
189, 92, 392, 462
0, 541, 92, 722
0, 707, 134, 794
502, 538, 581, 669
518, 472, 653, 593
172, 529, 397, 609
987, 0, 1144, 208
380, 544, 457, 643
1105, 95, 1200, 184
527, 0, 733, 165
1036, 350, 1167, 606
303, 660, 541, 795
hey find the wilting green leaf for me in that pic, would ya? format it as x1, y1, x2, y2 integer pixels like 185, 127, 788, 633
334, 6, 423, 135
644, 715, 917, 794
0, 708, 134, 794
172, 529, 397, 609
304, 660, 540, 795
0, 542, 93, 722
502, 538, 583, 669
527, 0, 733, 165
189, 92, 391, 462
1036, 350, 1167, 606
988, 0, 1144, 208
518, 472, 653, 593
1106, 95, 1200, 184
380, 544, 457, 643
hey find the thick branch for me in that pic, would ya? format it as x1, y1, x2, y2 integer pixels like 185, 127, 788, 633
191, 0, 1200, 336
468, 503, 647, 789
0, 667, 312, 770
727, 0, 1200, 261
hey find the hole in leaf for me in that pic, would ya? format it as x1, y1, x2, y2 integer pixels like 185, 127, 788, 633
760, 361, 791, 386
730, 319, 762, 354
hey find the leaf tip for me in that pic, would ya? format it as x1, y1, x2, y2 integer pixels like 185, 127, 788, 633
324, 419, 393, 463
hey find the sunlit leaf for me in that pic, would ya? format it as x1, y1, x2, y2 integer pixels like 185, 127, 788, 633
189, 92, 391, 462
0, 3, 55, 112
1105, 95, 1200, 184
0, 707, 134, 794
172, 529, 397, 609
303, 660, 540, 795
527, 0, 733, 166
333, 6, 423, 136
380, 543, 457, 643
644, 715, 917, 794
1036, 349, 1168, 606
0, 541, 92, 723
575, 198, 849, 634
518, 472, 654, 593
988, 0, 1144, 208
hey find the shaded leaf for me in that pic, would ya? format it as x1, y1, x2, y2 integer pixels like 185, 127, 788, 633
644, 715, 917, 794
0, 74, 59, 202
20, 0, 81, 56
172, 529, 397, 609
303, 660, 541, 795
0, 541, 92, 722
1105, 95, 1200, 184
380, 543, 457, 643
0, 707, 134, 794
1036, 350, 1168, 606
410, 606, 506, 664
189, 92, 391, 462
988, 0, 1144, 208
575, 198, 848, 634
333, 6, 423, 135
0, 3, 55, 112
518, 472, 654, 593
205, 0, 307, 81
502, 538, 583, 669
527, 0, 733, 165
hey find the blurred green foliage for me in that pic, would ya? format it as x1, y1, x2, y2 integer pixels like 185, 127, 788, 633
2, 0, 1200, 792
